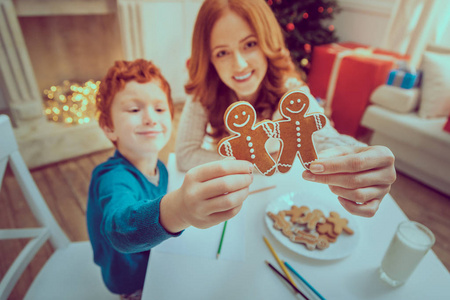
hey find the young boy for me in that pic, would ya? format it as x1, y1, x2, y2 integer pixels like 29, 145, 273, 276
86, 59, 253, 299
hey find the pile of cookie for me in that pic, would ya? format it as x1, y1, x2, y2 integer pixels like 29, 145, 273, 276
267, 205, 354, 251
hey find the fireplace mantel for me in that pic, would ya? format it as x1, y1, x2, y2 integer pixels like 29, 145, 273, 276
13, 0, 116, 16
1, 0, 201, 168
0, 0, 128, 168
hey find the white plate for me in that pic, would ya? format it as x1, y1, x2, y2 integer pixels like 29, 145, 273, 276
265, 191, 360, 260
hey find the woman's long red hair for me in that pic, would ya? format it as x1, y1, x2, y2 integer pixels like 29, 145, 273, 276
185, 0, 302, 139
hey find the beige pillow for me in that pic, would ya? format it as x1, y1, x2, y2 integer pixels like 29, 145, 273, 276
370, 85, 420, 113
418, 51, 450, 118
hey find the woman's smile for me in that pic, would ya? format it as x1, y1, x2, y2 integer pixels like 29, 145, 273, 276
233, 71, 253, 82
210, 10, 268, 101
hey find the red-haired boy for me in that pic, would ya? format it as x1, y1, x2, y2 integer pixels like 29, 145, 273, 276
87, 59, 253, 299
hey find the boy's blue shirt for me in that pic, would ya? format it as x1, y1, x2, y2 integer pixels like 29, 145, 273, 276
86, 150, 181, 294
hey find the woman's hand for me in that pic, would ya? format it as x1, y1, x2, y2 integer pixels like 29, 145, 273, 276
160, 159, 253, 233
302, 145, 396, 217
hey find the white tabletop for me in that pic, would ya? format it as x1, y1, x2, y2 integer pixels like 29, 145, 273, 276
142, 154, 450, 300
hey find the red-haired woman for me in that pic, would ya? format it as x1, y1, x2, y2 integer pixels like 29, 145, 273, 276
175, 0, 396, 217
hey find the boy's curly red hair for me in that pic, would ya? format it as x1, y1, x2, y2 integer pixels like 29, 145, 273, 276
96, 59, 174, 129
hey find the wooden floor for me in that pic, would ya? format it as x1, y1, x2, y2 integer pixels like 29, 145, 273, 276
1, 103, 449, 299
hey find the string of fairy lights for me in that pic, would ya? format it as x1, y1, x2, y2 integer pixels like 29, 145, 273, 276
43, 80, 100, 125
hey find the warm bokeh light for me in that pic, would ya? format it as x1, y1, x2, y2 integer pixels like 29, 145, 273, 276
286, 22, 295, 31
43, 79, 100, 125
304, 43, 311, 53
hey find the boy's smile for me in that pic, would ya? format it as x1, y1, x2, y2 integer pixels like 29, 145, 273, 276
136, 129, 163, 137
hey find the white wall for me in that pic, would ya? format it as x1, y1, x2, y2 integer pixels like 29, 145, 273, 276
140, 0, 202, 103
333, 0, 394, 48
334, 0, 450, 50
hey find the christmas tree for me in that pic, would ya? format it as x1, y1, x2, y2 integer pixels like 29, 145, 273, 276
267, 0, 341, 76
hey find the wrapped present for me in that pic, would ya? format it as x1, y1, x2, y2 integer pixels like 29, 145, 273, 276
444, 116, 450, 133
386, 68, 421, 89
308, 42, 409, 136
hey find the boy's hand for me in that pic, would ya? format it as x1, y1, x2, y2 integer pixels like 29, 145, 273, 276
160, 160, 254, 233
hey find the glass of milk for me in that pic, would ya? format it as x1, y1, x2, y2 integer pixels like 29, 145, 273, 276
379, 220, 435, 287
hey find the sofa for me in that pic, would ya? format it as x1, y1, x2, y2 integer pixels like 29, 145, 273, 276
361, 44, 450, 196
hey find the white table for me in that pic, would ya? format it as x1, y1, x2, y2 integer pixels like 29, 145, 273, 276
142, 154, 450, 300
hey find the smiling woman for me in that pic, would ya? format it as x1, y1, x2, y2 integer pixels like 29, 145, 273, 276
175, 0, 397, 219
175, 0, 303, 172
209, 11, 268, 103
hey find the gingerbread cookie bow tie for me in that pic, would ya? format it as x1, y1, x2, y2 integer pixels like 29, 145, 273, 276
217, 90, 327, 175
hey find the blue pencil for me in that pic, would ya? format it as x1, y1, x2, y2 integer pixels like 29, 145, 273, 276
284, 261, 326, 300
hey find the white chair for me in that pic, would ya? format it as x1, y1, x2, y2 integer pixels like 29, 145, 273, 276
0, 115, 118, 300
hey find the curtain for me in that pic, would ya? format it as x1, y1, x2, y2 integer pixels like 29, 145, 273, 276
381, 0, 450, 68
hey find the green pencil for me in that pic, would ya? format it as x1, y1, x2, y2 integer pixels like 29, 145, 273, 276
216, 221, 228, 259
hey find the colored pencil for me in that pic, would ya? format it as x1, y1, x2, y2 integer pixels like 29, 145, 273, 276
265, 261, 309, 300
263, 236, 298, 288
216, 221, 228, 259
284, 261, 326, 300
249, 185, 276, 195
216, 185, 275, 259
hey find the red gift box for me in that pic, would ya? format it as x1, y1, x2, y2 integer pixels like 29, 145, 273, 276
444, 117, 450, 133
308, 42, 409, 136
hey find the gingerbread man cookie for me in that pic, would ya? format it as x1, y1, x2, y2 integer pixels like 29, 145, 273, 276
217, 101, 277, 176
267, 206, 355, 251
317, 222, 339, 243
290, 228, 330, 250
273, 90, 327, 171
296, 209, 326, 231
267, 211, 293, 238
327, 211, 354, 235
283, 205, 310, 224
